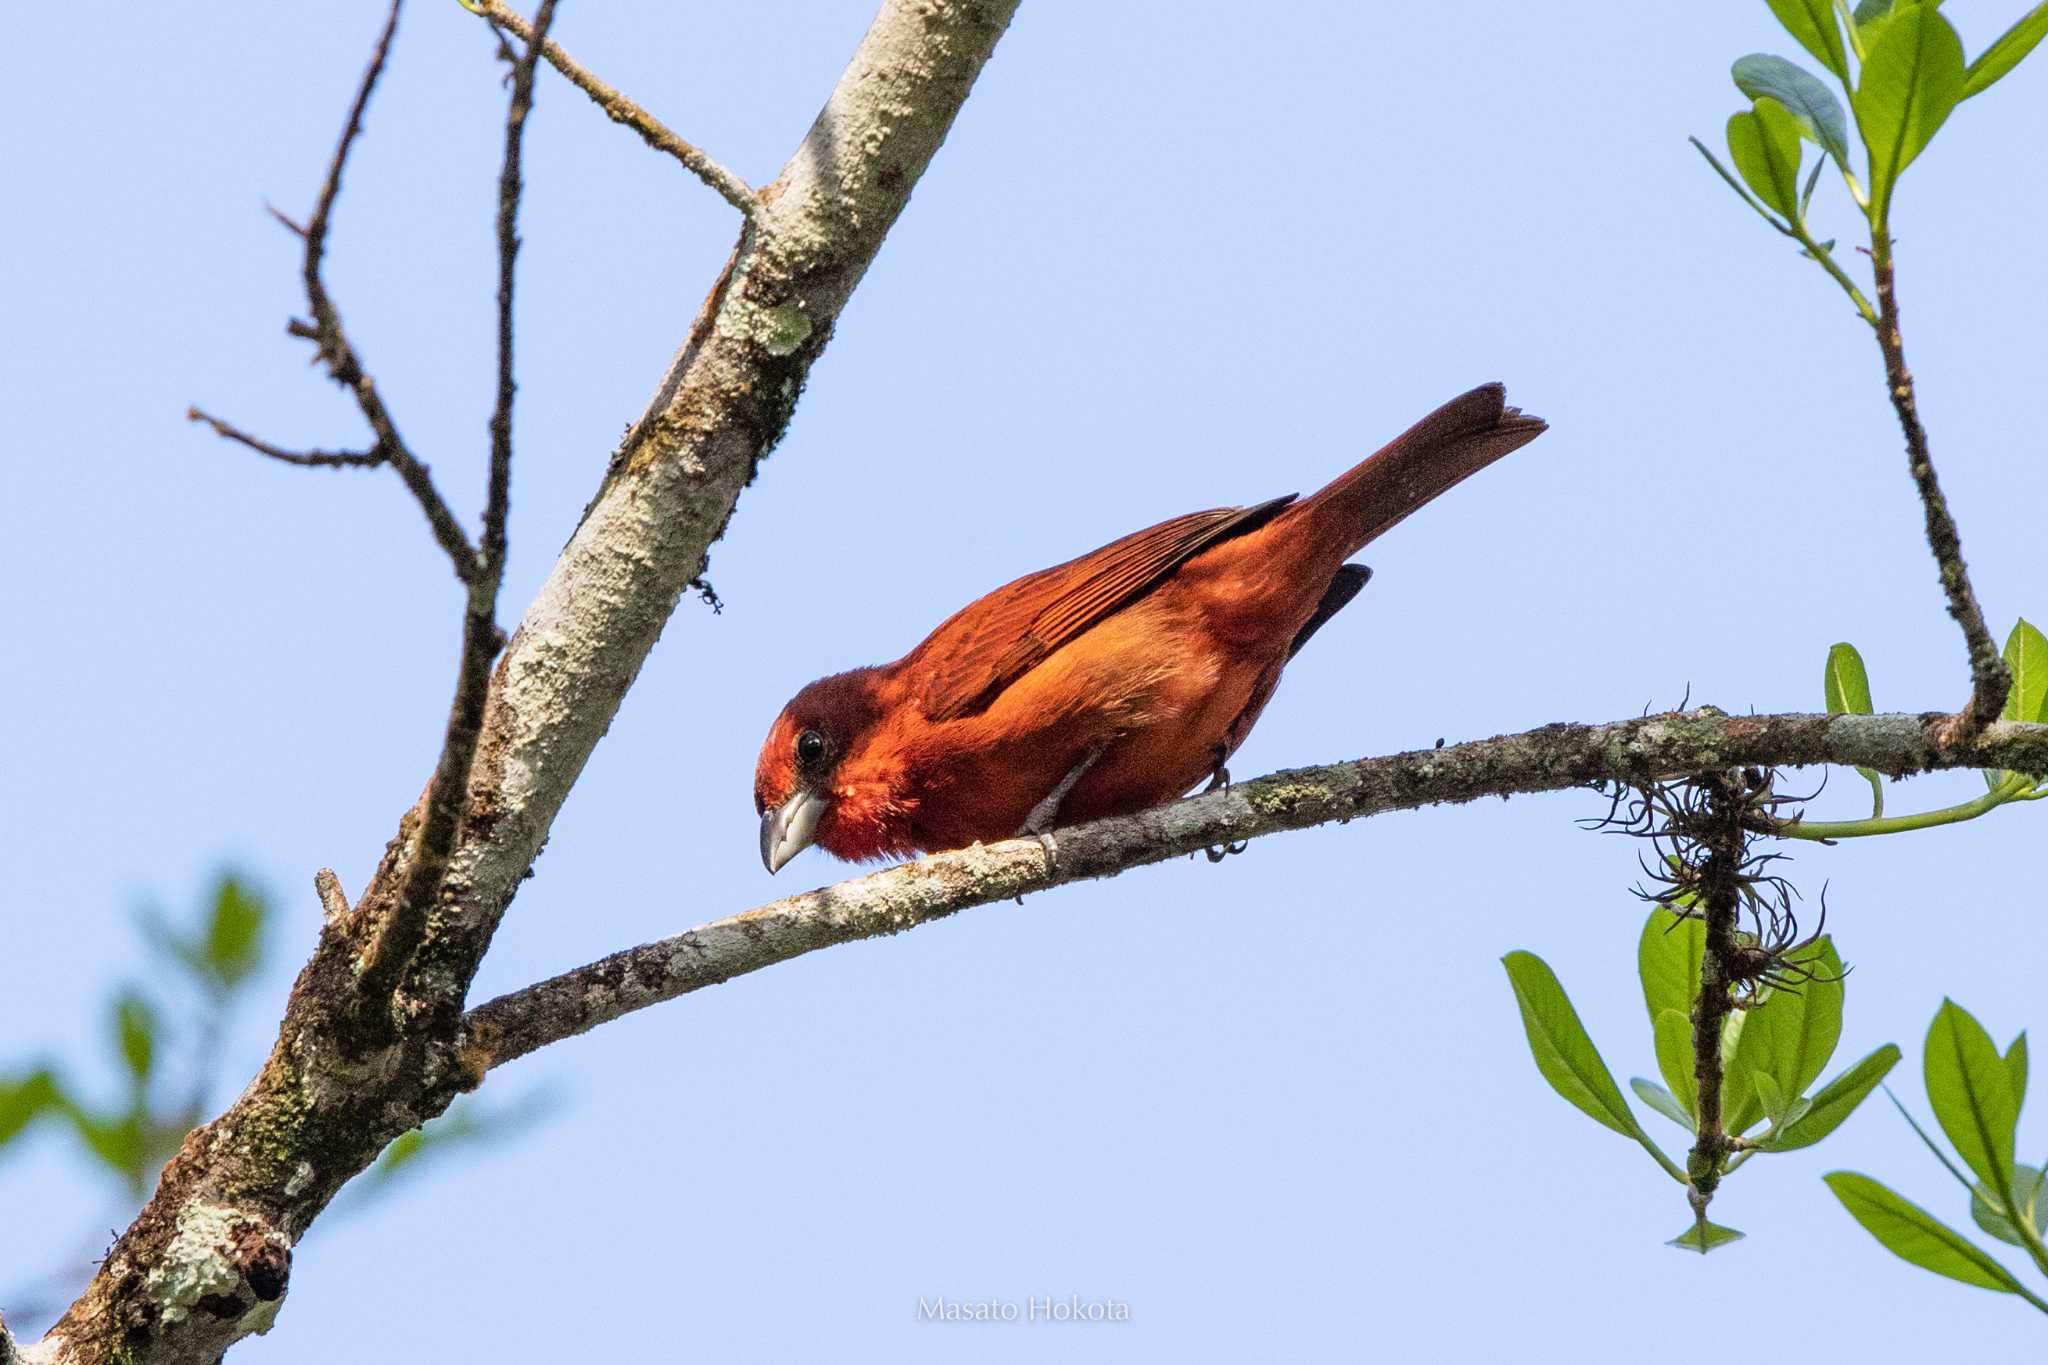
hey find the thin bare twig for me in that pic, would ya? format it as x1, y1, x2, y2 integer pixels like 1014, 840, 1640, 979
460, 710, 2048, 1072
192, 0, 479, 581
187, 407, 384, 468
354, 0, 561, 1029
471, 0, 758, 216
1868, 231, 2011, 738
294, 0, 480, 582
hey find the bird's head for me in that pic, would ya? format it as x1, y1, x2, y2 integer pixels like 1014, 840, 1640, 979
753, 667, 895, 874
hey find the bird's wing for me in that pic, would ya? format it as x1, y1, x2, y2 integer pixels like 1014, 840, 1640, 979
909, 494, 1296, 723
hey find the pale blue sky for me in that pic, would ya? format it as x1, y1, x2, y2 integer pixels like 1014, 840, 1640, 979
5, 2, 2047, 1359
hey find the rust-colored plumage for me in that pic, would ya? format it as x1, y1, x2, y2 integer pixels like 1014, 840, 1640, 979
754, 383, 1546, 872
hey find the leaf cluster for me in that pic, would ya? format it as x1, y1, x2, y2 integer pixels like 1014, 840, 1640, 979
1503, 904, 1896, 1252
1827, 1000, 2048, 1316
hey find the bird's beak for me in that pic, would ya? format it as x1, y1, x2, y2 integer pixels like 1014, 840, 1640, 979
760, 788, 825, 875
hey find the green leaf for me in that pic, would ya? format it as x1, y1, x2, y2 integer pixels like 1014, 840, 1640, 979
2003, 618, 2048, 723
70, 1110, 148, 1186
1655, 1008, 1700, 1124
1854, 4, 1966, 218
1768, 0, 1851, 79
1755, 1071, 1790, 1124
1734, 54, 1852, 167
203, 876, 266, 991
0, 1069, 61, 1146
113, 992, 157, 1082
1723, 938, 1846, 1136
1638, 906, 1704, 1024
1668, 1219, 1746, 1253
1772, 1043, 1902, 1150
1826, 1171, 2028, 1293
1632, 1077, 1694, 1131
1963, 1, 2048, 99
1824, 642, 1886, 813
1824, 642, 1875, 714
1853, 0, 1896, 29
1972, 1165, 2048, 1247
2007, 1032, 2029, 1120
1726, 101, 1805, 219
1926, 1000, 2019, 1202
1502, 952, 1642, 1140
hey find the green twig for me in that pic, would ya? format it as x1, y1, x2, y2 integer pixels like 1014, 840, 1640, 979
1785, 774, 2039, 840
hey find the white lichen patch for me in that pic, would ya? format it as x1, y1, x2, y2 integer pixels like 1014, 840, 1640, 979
285, 1161, 315, 1198
717, 291, 813, 357
146, 1202, 244, 1324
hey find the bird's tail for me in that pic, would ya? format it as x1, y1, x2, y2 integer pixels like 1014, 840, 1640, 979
1292, 382, 1546, 558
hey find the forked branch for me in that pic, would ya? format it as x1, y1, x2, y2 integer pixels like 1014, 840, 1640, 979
470, 0, 758, 215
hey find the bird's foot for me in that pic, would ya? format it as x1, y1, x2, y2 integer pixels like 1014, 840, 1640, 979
1016, 745, 1107, 839
1203, 839, 1249, 863
1034, 830, 1060, 875
1201, 743, 1232, 795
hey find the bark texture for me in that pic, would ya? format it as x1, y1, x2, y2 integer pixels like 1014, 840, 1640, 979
459, 710, 2048, 1068
25, 4, 1018, 1361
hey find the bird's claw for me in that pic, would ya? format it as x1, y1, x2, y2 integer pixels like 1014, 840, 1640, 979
1202, 839, 1249, 863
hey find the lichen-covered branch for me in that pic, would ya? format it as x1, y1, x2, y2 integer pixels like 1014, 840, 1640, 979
1869, 230, 2010, 737
471, 0, 757, 215
462, 709, 2048, 1072
24, 5, 1019, 1363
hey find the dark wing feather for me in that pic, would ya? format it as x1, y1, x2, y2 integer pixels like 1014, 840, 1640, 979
911, 494, 1296, 722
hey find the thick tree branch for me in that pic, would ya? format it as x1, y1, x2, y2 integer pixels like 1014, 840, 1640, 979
462, 709, 2048, 1072
1869, 231, 2010, 737
470, 0, 757, 215
29, 7, 1018, 1361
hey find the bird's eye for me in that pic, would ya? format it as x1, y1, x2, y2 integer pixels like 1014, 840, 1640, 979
795, 729, 826, 765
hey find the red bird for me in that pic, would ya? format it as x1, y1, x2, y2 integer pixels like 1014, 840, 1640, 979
755, 383, 1545, 873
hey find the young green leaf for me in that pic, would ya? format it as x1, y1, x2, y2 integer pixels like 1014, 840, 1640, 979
1962, 1, 2048, 99
1502, 952, 1642, 1140
2004, 618, 2048, 723
1726, 101, 1806, 219
1824, 642, 1886, 812
1771, 1043, 1901, 1150
1724, 938, 1846, 1136
1926, 1000, 2019, 1203
1733, 54, 1852, 167
1655, 1008, 1700, 1123
1755, 1071, 1790, 1124
1972, 1165, 2048, 1247
1638, 906, 1704, 1024
0, 1069, 61, 1146
1768, 0, 1851, 79
69, 1110, 148, 1188
1852, 0, 1896, 29
1668, 1219, 1746, 1254
1826, 1171, 2028, 1293
1824, 642, 1875, 715
1632, 1077, 1694, 1131
1854, 4, 1967, 218
203, 876, 266, 991
113, 992, 157, 1082
2007, 1032, 2029, 1119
